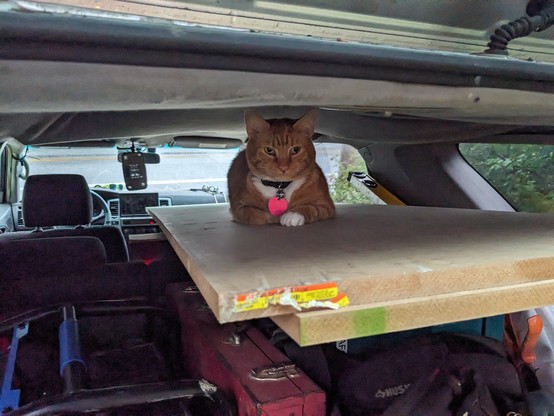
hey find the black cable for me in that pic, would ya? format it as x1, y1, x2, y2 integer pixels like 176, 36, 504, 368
485, 0, 554, 55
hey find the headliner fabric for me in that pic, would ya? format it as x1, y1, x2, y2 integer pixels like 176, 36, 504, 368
23, 174, 93, 227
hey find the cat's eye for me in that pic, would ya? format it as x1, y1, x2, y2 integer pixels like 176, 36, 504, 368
265, 147, 276, 155
290, 146, 301, 154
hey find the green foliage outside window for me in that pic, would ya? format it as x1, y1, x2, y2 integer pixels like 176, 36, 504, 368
459, 143, 554, 213
329, 148, 373, 204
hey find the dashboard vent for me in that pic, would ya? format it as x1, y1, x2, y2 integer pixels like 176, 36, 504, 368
159, 198, 171, 207
108, 199, 119, 217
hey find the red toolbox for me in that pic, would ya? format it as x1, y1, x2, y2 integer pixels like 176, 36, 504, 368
167, 283, 326, 416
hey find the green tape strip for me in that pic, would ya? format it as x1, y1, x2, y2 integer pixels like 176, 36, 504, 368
352, 307, 387, 337
299, 306, 387, 345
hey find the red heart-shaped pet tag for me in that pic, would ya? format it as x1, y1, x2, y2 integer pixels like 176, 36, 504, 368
268, 197, 288, 216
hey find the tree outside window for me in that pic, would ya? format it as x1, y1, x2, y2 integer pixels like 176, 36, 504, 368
459, 144, 554, 213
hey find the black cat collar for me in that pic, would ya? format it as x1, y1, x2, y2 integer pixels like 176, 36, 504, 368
261, 180, 292, 189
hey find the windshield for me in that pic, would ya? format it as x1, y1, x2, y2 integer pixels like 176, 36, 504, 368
23, 147, 238, 194
20, 143, 372, 203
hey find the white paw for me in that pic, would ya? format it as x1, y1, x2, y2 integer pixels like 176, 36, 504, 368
280, 212, 305, 227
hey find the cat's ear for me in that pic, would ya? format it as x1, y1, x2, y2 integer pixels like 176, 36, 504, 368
293, 109, 318, 137
244, 111, 270, 139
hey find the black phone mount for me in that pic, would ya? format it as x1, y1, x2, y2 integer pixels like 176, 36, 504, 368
120, 141, 147, 191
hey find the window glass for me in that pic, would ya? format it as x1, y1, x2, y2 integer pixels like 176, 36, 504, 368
327, 144, 376, 204
459, 143, 554, 213
21, 143, 374, 204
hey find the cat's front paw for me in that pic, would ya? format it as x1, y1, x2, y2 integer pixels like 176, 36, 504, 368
280, 212, 305, 227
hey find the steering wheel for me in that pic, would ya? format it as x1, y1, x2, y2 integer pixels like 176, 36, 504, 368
90, 190, 112, 225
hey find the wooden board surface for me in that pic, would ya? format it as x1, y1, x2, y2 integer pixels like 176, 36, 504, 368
149, 204, 554, 330
272, 278, 554, 346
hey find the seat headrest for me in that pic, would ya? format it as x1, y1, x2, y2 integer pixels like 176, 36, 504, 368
23, 174, 93, 227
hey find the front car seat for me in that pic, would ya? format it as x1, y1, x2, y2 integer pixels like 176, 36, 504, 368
2, 174, 129, 263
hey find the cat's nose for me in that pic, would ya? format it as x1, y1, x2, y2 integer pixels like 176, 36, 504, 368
279, 167, 287, 173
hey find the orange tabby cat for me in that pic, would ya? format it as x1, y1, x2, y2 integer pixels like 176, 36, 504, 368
227, 109, 335, 226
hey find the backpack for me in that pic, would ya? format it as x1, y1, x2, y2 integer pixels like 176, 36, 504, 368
259, 324, 532, 416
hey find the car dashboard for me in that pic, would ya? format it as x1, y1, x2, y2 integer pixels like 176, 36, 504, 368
13, 190, 228, 238
107, 193, 172, 237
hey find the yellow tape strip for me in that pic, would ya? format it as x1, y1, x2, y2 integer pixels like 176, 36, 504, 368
234, 283, 339, 312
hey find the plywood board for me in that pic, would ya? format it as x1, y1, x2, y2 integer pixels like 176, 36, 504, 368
272, 278, 554, 346
148, 204, 554, 326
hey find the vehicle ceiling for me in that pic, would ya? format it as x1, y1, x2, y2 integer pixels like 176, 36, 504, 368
1, 0, 554, 148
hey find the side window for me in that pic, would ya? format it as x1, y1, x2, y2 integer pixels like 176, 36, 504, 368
459, 143, 554, 213
316, 143, 376, 205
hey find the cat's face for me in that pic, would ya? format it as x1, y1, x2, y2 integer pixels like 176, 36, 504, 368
244, 110, 317, 181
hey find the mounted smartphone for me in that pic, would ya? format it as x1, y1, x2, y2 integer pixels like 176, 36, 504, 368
121, 152, 147, 190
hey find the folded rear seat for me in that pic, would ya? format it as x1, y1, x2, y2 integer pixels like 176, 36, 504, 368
0, 237, 150, 315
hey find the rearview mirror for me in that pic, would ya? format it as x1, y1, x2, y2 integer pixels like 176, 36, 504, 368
173, 136, 243, 149
118, 151, 160, 164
